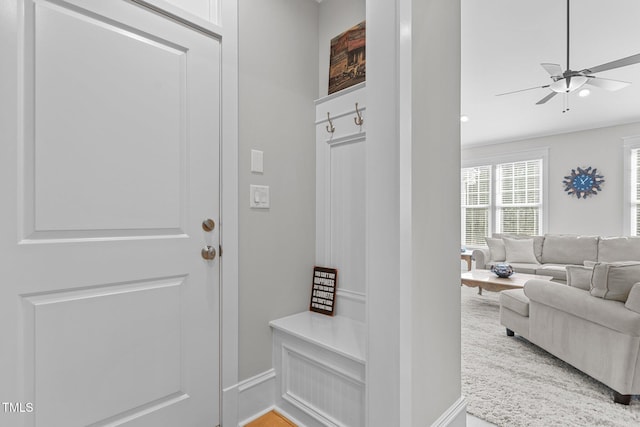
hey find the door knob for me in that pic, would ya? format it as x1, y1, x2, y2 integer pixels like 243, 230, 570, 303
201, 246, 217, 260
202, 219, 215, 232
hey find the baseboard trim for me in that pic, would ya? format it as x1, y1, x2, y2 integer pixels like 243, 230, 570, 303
431, 396, 467, 427
224, 369, 277, 427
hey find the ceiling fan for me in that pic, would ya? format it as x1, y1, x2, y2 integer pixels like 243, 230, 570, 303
497, 0, 640, 110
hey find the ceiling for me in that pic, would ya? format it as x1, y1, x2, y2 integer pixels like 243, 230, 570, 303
461, 0, 640, 146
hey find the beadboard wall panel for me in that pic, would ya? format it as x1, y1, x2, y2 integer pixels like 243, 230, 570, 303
315, 84, 367, 321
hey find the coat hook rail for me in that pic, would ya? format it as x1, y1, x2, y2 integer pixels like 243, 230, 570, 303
354, 102, 364, 126
326, 112, 335, 134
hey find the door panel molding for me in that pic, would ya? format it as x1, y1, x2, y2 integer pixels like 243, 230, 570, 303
22, 277, 185, 426
20, 0, 191, 240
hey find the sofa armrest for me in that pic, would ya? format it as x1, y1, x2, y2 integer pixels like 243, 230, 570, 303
472, 248, 490, 269
525, 279, 640, 337
625, 283, 640, 314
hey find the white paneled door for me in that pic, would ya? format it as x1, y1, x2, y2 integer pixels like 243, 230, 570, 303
0, 1, 221, 426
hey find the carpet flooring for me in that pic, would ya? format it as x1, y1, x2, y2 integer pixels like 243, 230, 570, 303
461, 285, 640, 427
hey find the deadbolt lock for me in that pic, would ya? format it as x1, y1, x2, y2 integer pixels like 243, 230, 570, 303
202, 219, 215, 232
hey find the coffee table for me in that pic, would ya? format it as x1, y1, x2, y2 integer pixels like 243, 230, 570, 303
461, 270, 553, 295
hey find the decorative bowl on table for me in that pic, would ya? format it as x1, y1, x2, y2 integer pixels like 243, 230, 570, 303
490, 263, 514, 278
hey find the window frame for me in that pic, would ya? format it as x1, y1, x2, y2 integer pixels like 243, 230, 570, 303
461, 148, 549, 247
623, 135, 640, 236
460, 165, 492, 246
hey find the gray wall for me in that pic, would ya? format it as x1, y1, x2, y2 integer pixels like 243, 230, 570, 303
318, 0, 366, 97
462, 121, 640, 237
238, 0, 318, 380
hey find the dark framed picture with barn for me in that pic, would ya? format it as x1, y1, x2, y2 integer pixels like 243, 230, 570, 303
328, 21, 366, 95
310, 266, 338, 316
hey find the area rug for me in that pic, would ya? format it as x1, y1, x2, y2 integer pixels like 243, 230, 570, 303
461, 285, 640, 427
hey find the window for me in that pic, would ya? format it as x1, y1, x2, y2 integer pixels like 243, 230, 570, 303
624, 136, 640, 236
461, 166, 491, 246
496, 159, 542, 236
628, 145, 640, 236
461, 156, 545, 247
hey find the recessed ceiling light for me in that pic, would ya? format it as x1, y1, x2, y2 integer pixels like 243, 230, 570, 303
460, 115, 470, 123
578, 89, 590, 97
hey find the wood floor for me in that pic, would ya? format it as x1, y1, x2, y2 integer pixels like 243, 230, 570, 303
245, 410, 297, 427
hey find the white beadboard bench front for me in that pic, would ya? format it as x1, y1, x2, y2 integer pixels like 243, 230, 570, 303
269, 312, 366, 427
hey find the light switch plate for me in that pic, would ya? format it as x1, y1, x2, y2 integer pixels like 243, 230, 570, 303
251, 150, 264, 173
250, 185, 270, 208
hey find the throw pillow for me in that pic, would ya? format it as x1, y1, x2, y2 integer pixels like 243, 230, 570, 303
625, 283, 640, 314
590, 261, 640, 302
504, 237, 539, 264
565, 265, 593, 291
485, 237, 506, 262
494, 233, 543, 262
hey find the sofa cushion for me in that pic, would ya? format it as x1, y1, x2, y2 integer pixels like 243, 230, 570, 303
535, 264, 569, 281
541, 234, 599, 265
485, 237, 506, 262
565, 265, 593, 291
590, 261, 640, 302
504, 237, 539, 264
625, 283, 640, 314
525, 279, 640, 337
508, 263, 540, 275
495, 234, 543, 263
500, 289, 529, 317
598, 236, 640, 263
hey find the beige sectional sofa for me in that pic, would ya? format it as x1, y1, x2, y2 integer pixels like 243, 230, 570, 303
472, 234, 640, 282
500, 261, 640, 404
474, 235, 640, 403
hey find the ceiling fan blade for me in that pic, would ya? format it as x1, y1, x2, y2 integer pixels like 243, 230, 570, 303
541, 63, 563, 79
585, 76, 631, 91
496, 85, 550, 96
581, 53, 640, 74
536, 91, 558, 105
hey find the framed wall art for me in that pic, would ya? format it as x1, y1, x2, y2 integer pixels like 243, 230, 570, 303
328, 21, 366, 95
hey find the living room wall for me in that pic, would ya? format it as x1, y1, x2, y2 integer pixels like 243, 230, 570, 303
462, 121, 640, 237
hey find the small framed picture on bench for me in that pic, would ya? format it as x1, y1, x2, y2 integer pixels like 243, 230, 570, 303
310, 266, 338, 316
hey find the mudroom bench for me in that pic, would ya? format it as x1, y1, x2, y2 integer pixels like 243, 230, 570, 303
269, 312, 365, 427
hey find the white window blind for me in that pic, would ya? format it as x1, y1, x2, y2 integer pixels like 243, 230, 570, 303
461, 165, 491, 246
631, 148, 640, 236
496, 159, 542, 235
461, 156, 545, 247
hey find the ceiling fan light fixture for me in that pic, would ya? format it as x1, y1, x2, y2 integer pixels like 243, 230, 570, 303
578, 88, 590, 97
493, 0, 640, 110
550, 75, 588, 93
